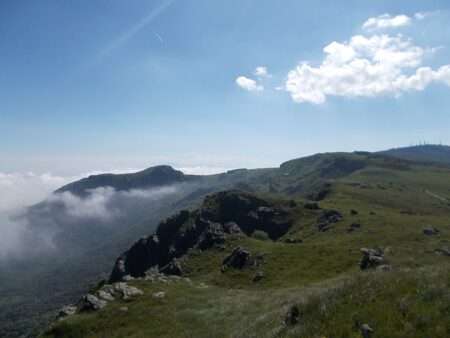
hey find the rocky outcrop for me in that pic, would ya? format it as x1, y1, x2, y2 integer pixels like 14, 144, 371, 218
316, 209, 343, 232
222, 247, 251, 270
78, 294, 107, 312
109, 191, 293, 282
360, 248, 386, 270
58, 281, 144, 320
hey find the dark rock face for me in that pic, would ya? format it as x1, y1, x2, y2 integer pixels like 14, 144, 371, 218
222, 247, 251, 270
360, 248, 385, 270
109, 191, 293, 282
200, 191, 291, 240
316, 209, 343, 232
197, 220, 226, 250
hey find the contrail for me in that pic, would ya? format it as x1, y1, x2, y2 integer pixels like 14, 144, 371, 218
97, 0, 174, 60
154, 32, 164, 43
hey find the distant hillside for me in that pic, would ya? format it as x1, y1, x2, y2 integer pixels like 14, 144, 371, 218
56, 165, 196, 196
380, 145, 450, 165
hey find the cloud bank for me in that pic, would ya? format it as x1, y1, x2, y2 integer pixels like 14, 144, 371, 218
0, 172, 72, 258
0, 169, 184, 260
284, 13, 450, 104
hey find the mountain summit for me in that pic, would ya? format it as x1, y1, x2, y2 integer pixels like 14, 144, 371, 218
56, 165, 192, 196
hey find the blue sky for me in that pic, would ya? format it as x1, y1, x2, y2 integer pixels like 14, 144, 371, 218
1, 0, 450, 176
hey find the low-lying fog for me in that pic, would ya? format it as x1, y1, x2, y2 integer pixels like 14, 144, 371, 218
0, 167, 225, 261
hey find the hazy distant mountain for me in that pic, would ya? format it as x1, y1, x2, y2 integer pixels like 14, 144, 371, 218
380, 144, 450, 165
56, 165, 196, 196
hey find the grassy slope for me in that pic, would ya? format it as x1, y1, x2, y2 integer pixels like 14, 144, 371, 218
42, 155, 450, 338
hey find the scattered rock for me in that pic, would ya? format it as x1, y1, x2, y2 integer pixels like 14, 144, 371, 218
361, 323, 374, 338
423, 227, 440, 236
222, 247, 251, 270
347, 223, 361, 232
360, 248, 385, 270
152, 291, 166, 299
316, 210, 343, 232
319, 210, 343, 223
57, 305, 77, 319
97, 290, 114, 302
113, 282, 144, 300
119, 306, 128, 312
284, 305, 300, 326
253, 271, 265, 282
78, 294, 107, 312
284, 238, 303, 244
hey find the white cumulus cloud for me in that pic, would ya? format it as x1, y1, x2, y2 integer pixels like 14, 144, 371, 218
285, 33, 450, 104
236, 76, 264, 92
362, 14, 412, 31
254, 66, 270, 77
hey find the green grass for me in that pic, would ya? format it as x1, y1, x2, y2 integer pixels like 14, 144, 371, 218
282, 266, 450, 338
